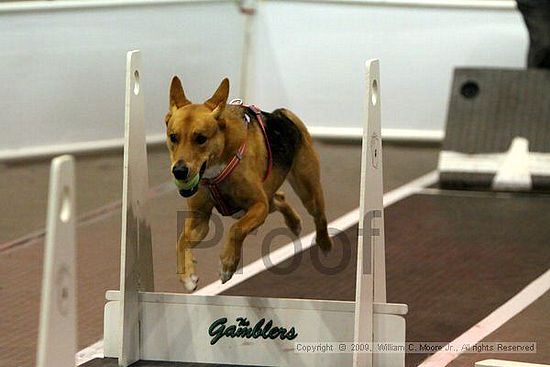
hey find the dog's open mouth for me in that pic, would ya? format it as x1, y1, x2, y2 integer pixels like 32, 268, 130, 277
175, 162, 207, 198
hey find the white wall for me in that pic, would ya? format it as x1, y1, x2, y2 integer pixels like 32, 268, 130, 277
248, 0, 528, 138
0, 0, 529, 159
0, 0, 245, 157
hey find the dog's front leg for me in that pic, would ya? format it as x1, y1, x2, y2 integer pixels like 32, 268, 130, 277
220, 200, 268, 283
177, 211, 210, 291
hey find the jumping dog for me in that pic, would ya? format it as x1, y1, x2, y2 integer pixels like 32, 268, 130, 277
165, 77, 332, 291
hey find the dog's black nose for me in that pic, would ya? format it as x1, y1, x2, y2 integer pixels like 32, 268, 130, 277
172, 162, 189, 180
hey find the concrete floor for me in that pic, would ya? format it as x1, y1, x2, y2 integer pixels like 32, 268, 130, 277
0, 141, 439, 367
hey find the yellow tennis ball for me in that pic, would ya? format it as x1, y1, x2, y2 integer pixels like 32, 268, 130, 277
174, 173, 200, 191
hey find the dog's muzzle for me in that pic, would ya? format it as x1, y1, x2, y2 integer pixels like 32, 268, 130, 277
175, 162, 207, 198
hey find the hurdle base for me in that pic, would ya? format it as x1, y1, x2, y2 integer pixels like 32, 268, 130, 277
103, 290, 407, 367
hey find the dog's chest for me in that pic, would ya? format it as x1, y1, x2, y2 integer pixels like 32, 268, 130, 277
202, 164, 224, 179
201, 181, 245, 217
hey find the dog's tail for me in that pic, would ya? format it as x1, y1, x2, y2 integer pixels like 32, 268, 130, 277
276, 108, 313, 145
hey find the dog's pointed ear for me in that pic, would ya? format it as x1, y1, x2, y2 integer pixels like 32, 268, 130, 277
170, 76, 191, 110
205, 78, 229, 118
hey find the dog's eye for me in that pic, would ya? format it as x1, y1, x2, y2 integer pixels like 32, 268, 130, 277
169, 134, 178, 144
195, 134, 207, 145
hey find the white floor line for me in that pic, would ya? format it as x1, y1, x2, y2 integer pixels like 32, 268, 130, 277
75, 170, 437, 364
419, 268, 550, 367
383, 171, 439, 207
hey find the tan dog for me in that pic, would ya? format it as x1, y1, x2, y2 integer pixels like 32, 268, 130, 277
165, 76, 332, 291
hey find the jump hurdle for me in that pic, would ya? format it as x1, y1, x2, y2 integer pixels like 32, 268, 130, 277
36, 155, 77, 367
76, 50, 407, 366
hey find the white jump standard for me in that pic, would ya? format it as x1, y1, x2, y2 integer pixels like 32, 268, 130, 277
95, 51, 408, 366
36, 155, 77, 367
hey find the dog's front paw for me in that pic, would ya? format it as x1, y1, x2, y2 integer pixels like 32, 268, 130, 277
180, 273, 199, 292
219, 258, 238, 284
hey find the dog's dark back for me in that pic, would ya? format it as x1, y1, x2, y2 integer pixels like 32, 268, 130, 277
261, 108, 303, 173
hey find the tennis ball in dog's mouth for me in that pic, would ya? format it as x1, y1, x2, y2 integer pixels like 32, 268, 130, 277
174, 173, 200, 191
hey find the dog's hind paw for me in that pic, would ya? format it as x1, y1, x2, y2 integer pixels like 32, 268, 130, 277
288, 218, 302, 236
219, 270, 234, 284
316, 236, 332, 255
181, 273, 199, 292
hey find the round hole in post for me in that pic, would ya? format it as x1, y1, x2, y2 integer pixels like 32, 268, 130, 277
371, 79, 378, 106
133, 70, 140, 95
59, 186, 71, 223
460, 80, 479, 99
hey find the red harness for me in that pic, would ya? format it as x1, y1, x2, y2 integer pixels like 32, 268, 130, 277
200, 102, 273, 216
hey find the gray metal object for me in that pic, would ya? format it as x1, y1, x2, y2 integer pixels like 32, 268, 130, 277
439, 68, 550, 190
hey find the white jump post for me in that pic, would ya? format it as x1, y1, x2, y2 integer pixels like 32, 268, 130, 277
104, 51, 407, 366
36, 155, 77, 367
354, 59, 386, 367
118, 50, 155, 367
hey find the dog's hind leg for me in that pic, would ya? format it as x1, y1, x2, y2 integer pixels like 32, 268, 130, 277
287, 146, 332, 253
272, 191, 302, 236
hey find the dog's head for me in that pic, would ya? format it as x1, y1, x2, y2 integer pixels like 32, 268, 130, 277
165, 76, 229, 197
